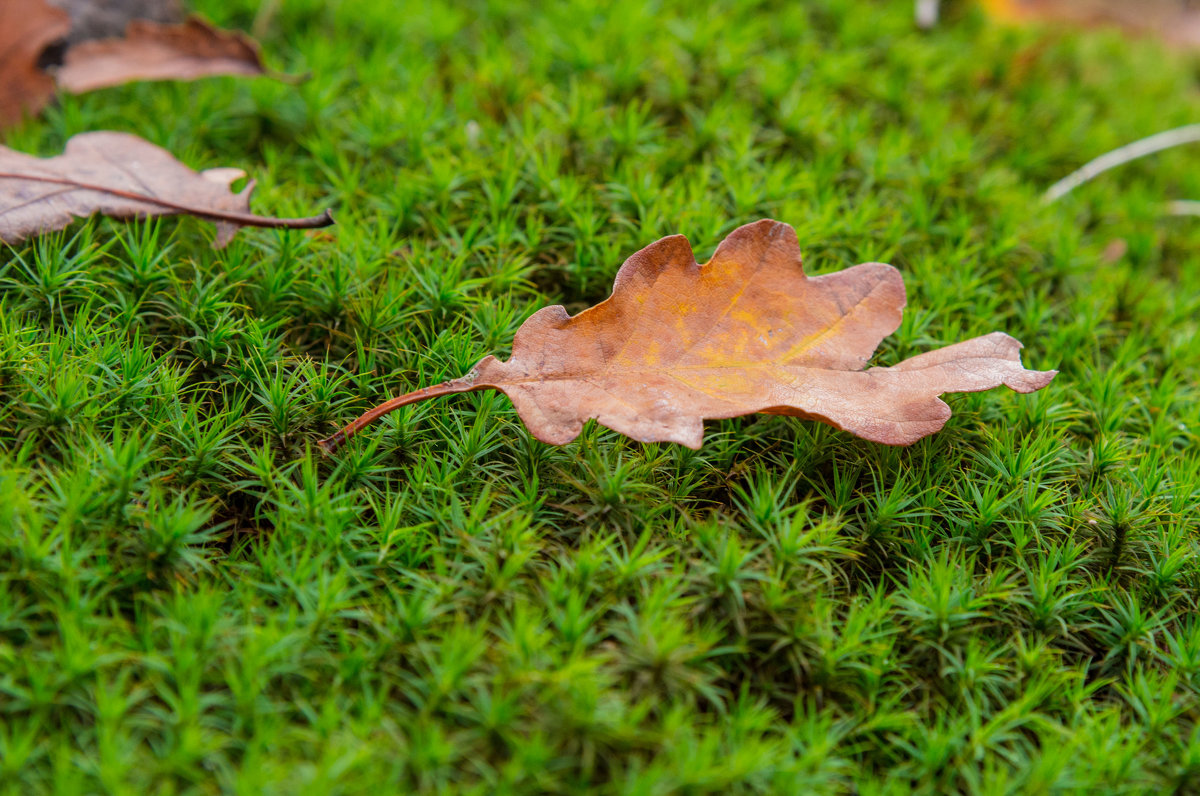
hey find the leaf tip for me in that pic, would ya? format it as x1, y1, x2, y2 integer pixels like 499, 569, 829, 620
1011, 368, 1057, 393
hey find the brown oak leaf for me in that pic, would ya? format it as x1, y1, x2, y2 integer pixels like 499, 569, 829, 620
0, 0, 70, 129
319, 220, 1055, 452
56, 16, 266, 93
0, 131, 332, 248
52, 0, 185, 46
984, 0, 1200, 48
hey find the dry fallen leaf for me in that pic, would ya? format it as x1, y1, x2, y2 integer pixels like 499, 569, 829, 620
52, 0, 185, 45
0, 0, 70, 129
319, 220, 1055, 452
983, 0, 1200, 47
0, 131, 332, 248
56, 16, 266, 93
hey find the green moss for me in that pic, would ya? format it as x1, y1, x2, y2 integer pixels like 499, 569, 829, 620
2, 0, 1199, 792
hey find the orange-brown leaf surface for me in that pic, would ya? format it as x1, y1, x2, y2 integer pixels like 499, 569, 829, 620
56, 17, 266, 93
0, 0, 70, 129
320, 220, 1055, 452
0, 131, 332, 248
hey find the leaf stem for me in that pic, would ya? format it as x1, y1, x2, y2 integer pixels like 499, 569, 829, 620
317, 377, 479, 454
1042, 124, 1200, 204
